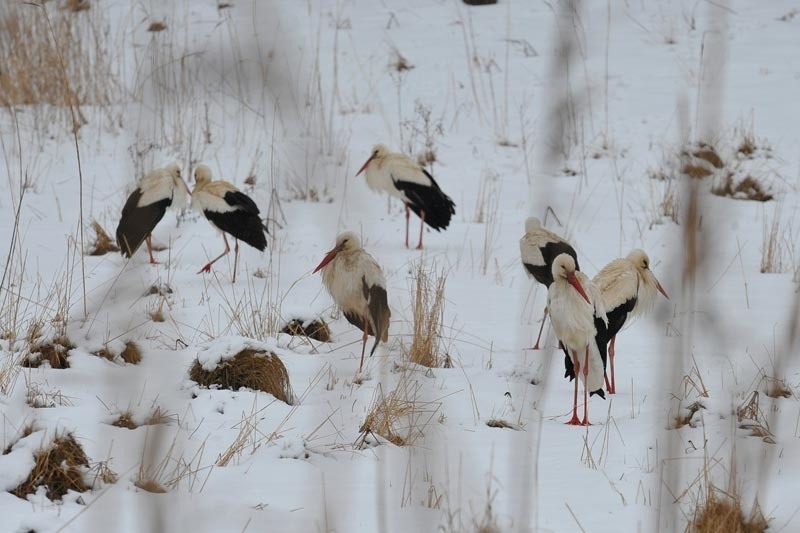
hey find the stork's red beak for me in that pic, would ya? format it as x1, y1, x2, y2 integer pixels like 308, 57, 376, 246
655, 278, 669, 299
313, 244, 343, 274
566, 272, 591, 305
355, 154, 375, 176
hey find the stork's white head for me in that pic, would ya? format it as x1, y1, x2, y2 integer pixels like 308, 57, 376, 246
627, 248, 669, 300
356, 144, 390, 176
552, 253, 590, 304
524, 217, 542, 233
165, 162, 182, 180
313, 231, 362, 274
193, 164, 213, 186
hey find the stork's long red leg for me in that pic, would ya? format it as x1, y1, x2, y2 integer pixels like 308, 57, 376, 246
566, 351, 581, 425
404, 205, 411, 249
609, 336, 617, 394
581, 346, 590, 425
532, 306, 548, 349
416, 210, 425, 249
146, 234, 159, 264
232, 240, 240, 283
198, 234, 231, 274
358, 319, 370, 373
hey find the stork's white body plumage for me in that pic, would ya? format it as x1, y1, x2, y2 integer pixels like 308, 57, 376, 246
592, 249, 669, 393
116, 162, 189, 263
314, 232, 391, 372
356, 145, 455, 249
547, 254, 607, 425
191, 165, 268, 283
519, 216, 580, 350
137, 165, 188, 210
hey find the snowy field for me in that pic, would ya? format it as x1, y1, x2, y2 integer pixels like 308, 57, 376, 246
1, 0, 799, 531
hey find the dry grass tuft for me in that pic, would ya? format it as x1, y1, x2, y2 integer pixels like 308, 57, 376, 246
692, 145, 725, 169
189, 349, 294, 405
281, 318, 331, 343
0, 2, 115, 119
92, 346, 115, 361
23, 337, 75, 369
356, 374, 440, 448
11, 433, 90, 501
712, 174, 772, 202
760, 203, 785, 274
26, 382, 73, 408
63, 0, 91, 13
485, 418, 520, 430
112, 411, 137, 430
88, 221, 119, 255
672, 400, 705, 429
147, 21, 167, 32
112, 407, 172, 430
135, 478, 167, 493
682, 163, 714, 179
736, 392, 775, 443
737, 136, 757, 158
688, 486, 768, 533
391, 48, 414, 72
120, 341, 142, 365
405, 262, 447, 368
144, 284, 172, 297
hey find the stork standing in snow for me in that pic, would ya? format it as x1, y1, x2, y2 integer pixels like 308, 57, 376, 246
519, 216, 580, 350
592, 249, 669, 394
313, 232, 391, 373
356, 144, 455, 249
116, 163, 190, 264
547, 254, 607, 426
191, 165, 268, 283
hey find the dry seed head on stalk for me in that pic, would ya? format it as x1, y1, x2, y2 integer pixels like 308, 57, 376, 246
189, 349, 295, 405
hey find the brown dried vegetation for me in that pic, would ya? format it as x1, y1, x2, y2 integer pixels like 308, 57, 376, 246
23, 337, 75, 369
281, 318, 331, 343
88, 221, 119, 255
189, 349, 294, 405
11, 433, 92, 501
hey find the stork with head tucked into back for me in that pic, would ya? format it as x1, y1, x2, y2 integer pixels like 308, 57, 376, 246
592, 249, 669, 394
519, 216, 580, 350
191, 165, 268, 283
356, 144, 455, 249
313, 232, 391, 373
116, 163, 190, 264
547, 254, 607, 426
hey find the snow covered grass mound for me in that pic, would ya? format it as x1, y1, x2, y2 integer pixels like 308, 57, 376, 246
189, 337, 294, 405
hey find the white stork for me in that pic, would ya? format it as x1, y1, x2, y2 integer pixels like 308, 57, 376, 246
547, 254, 607, 426
191, 165, 268, 283
356, 144, 455, 249
519, 216, 580, 350
313, 231, 391, 373
592, 249, 669, 394
116, 163, 190, 264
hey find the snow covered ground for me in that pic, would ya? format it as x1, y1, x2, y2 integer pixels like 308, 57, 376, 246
1, 0, 799, 531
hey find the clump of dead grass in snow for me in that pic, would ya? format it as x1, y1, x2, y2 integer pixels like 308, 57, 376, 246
22, 336, 75, 369
688, 489, 767, 533
120, 341, 142, 364
87, 220, 119, 255
760, 203, 791, 274
134, 433, 208, 494
357, 374, 440, 448
281, 318, 331, 343
11, 432, 99, 501
189, 348, 294, 405
735, 391, 775, 444
147, 21, 167, 32
711, 173, 773, 202
405, 262, 447, 368
111, 406, 172, 430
